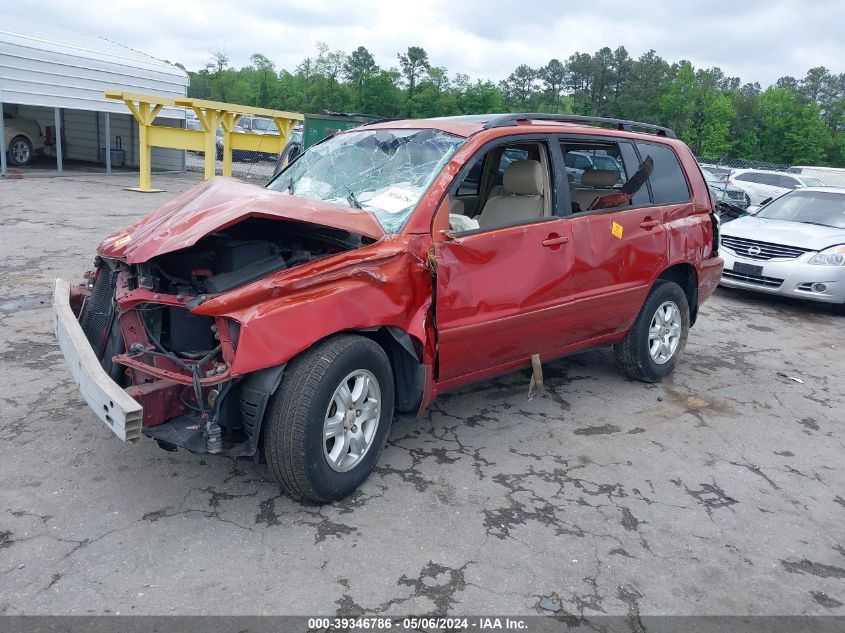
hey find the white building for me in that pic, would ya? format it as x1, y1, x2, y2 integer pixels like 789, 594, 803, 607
0, 13, 189, 176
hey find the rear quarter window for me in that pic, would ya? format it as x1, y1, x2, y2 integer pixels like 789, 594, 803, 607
635, 141, 691, 205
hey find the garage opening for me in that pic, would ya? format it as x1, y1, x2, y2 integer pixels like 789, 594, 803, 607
0, 14, 189, 178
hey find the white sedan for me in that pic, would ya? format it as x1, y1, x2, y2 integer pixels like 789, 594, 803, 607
719, 187, 845, 315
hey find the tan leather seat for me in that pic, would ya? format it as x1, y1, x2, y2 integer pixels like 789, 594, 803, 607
570, 169, 620, 211
477, 160, 544, 229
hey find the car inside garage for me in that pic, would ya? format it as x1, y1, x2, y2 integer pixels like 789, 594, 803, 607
0, 15, 189, 177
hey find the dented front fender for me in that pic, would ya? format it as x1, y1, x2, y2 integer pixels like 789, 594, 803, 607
192, 234, 435, 377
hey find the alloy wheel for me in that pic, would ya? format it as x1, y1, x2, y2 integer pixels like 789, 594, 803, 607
323, 369, 381, 472
648, 300, 682, 364
11, 140, 30, 164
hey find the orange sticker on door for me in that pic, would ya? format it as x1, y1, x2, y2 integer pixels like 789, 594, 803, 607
611, 221, 623, 239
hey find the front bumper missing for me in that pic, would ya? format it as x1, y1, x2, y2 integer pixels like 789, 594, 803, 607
52, 278, 143, 442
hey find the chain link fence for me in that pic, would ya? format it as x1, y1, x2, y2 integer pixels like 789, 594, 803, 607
697, 156, 845, 210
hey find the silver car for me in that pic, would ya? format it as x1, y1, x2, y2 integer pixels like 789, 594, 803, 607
719, 187, 845, 315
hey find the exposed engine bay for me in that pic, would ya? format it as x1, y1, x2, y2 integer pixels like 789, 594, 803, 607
144, 217, 367, 296
73, 218, 368, 456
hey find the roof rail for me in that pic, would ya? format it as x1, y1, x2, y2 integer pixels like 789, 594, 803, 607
483, 113, 677, 139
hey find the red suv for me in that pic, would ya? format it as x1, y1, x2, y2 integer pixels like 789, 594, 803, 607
53, 114, 723, 502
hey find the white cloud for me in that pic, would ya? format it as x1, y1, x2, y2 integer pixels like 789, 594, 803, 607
5, 0, 844, 85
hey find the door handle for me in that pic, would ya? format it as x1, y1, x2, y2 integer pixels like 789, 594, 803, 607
640, 219, 660, 229
542, 235, 570, 247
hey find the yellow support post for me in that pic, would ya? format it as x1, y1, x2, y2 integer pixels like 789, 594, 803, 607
219, 112, 242, 177
106, 92, 303, 192
134, 102, 163, 192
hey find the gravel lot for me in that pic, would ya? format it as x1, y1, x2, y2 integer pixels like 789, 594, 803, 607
1, 172, 843, 617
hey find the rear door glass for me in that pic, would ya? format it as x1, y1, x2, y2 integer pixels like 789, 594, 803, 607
561, 141, 645, 212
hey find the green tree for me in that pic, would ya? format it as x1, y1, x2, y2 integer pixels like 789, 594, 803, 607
540, 59, 566, 113
499, 64, 539, 110
249, 53, 276, 108
397, 46, 430, 115
344, 46, 378, 110
659, 61, 697, 137
181, 41, 845, 168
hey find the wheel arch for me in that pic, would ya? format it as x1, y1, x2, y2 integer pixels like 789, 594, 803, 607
281, 327, 426, 416
8, 132, 33, 149
655, 262, 699, 325
349, 326, 426, 416
249, 327, 425, 454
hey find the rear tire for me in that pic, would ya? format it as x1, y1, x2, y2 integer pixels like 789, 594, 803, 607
614, 280, 690, 383
832, 302, 845, 317
8, 135, 33, 166
263, 335, 394, 502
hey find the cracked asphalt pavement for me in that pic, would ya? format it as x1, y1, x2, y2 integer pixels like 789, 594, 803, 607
1, 173, 843, 617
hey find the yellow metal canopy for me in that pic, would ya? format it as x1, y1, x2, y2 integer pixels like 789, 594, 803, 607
105, 92, 303, 191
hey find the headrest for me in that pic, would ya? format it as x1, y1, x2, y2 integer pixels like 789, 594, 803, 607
449, 198, 465, 215
503, 160, 544, 195
581, 169, 620, 188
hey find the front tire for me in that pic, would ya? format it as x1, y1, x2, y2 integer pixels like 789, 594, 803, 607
263, 335, 394, 502
832, 302, 845, 317
614, 280, 690, 383
8, 136, 33, 166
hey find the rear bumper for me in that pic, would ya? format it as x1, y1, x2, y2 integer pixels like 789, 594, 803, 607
697, 256, 724, 305
52, 278, 143, 441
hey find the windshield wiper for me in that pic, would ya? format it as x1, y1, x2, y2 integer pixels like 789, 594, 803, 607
799, 221, 835, 228
343, 182, 362, 209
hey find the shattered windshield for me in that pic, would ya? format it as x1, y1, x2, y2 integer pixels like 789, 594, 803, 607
267, 128, 464, 233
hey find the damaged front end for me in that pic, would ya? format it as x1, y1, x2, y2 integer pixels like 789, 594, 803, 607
56, 213, 370, 456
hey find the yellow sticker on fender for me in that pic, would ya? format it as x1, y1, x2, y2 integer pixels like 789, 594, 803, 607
113, 234, 131, 248
611, 221, 623, 239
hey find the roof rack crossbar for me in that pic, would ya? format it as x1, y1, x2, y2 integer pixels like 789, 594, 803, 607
483, 113, 677, 139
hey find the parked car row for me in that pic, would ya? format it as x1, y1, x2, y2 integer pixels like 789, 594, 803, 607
730, 169, 826, 205
699, 163, 844, 314
700, 164, 827, 207
702, 169, 750, 209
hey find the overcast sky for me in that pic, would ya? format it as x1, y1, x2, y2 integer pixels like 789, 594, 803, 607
8, 0, 844, 86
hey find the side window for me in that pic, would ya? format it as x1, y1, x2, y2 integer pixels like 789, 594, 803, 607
494, 149, 529, 185
449, 141, 551, 233
778, 175, 799, 189
563, 141, 648, 212
735, 173, 753, 182
759, 173, 780, 186
457, 160, 482, 196
574, 154, 591, 170
635, 141, 691, 205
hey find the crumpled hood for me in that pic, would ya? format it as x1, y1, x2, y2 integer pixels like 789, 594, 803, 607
722, 215, 845, 250
98, 177, 385, 263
